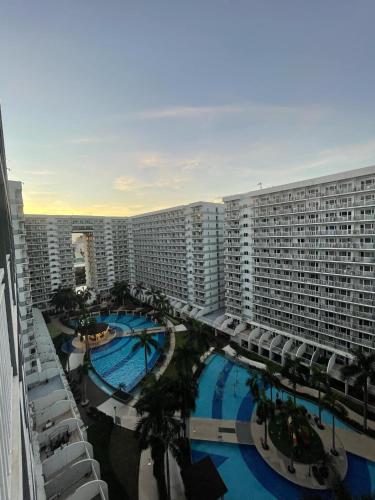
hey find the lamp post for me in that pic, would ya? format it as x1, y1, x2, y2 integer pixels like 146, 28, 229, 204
114, 406, 117, 424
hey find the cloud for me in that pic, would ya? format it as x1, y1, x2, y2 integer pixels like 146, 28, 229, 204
113, 175, 188, 192
134, 103, 330, 122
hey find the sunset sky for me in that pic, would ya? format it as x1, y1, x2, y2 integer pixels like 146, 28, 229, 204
1, 0, 375, 215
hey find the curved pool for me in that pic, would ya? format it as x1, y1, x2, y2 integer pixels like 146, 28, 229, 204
192, 354, 375, 499
90, 332, 165, 392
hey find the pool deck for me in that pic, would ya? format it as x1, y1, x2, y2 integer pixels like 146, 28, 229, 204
336, 428, 375, 462
251, 411, 348, 490
189, 417, 253, 445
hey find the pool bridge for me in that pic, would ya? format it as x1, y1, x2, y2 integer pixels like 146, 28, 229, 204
189, 417, 253, 445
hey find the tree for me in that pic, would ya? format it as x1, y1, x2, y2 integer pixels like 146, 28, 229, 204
173, 343, 200, 376
110, 281, 129, 305
283, 398, 305, 473
75, 287, 92, 310
322, 385, 347, 456
132, 330, 160, 375
167, 372, 198, 438
81, 353, 90, 406
257, 391, 274, 450
282, 355, 305, 405
340, 349, 375, 432
50, 287, 77, 316
310, 365, 327, 428
261, 365, 279, 402
247, 371, 261, 402
134, 282, 144, 301
187, 318, 211, 352
135, 377, 182, 500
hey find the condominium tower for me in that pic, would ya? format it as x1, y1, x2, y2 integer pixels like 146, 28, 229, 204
24, 203, 225, 318
220, 165, 375, 373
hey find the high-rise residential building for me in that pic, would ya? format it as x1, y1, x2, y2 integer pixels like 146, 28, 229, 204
24, 215, 133, 310
220, 166, 375, 378
1, 111, 108, 500
23, 203, 225, 318
132, 201, 225, 317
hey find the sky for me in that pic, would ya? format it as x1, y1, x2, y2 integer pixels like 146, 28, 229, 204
1, 0, 375, 216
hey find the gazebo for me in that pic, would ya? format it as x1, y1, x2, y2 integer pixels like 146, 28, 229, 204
72, 318, 116, 350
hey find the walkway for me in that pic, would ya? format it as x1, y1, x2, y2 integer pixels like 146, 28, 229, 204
279, 377, 375, 432
189, 417, 253, 445
251, 412, 348, 490
336, 428, 375, 462
50, 316, 75, 335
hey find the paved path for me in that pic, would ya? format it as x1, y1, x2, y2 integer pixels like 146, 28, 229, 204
51, 316, 75, 335
336, 428, 375, 462
279, 377, 375, 432
189, 417, 253, 445
251, 411, 348, 490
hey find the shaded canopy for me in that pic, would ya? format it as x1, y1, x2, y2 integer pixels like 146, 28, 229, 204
181, 457, 228, 500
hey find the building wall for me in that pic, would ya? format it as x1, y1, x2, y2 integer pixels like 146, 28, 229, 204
223, 165, 375, 358
131, 201, 224, 315
24, 215, 133, 310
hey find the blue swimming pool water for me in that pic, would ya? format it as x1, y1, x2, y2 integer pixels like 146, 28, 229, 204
70, 313, 158, 334
90, 332, 165, 392
194, 354, 352, 430
191, 441, 375, 500
192, 354, 375, 499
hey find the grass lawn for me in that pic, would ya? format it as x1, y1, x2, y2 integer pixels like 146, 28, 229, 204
161, 331, 190, 380
269, 413, 325, 464
88, 422, 140, 500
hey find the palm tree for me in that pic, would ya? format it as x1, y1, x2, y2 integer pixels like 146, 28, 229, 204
261, 365, 279, 401
340, 349, 375, 432
132, 331, 160, 375
50, 287, 77, 316
247, 371, 261, 402
75, 287, 92, 310
134, 282, 144, 302
110, 281, 129, 305
257, 391, 274, 450
155, 293, 171, 325
283, 398, 304, 473
135, 377, 182, 500
146, 286, 160, 307
282, 355, 305, 405
167, 372, 198, 438
173, 343, 200, 376
81, 353, 90, 406
322, 385, 347, 456
187, 318, 211, 352
310, 365, 327, 428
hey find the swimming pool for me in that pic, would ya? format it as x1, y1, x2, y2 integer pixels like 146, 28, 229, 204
90, 332, 165, 392
191, 440, 375, 499
192, 354, 375, 499
194, 354, 352, 429
73, 313, 158, 335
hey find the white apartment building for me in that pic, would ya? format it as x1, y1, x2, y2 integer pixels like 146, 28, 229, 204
24, 215, 133, 310
220, 165, 375, 376
1, 111, 108, 500
131, 202, 224, 318
24, 203, 225, 318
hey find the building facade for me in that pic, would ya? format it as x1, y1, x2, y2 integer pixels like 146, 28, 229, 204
24, 203, 225, 317
220, 166, 375, 374
24, 215, 133, 310
132, 202, 224, 317
1, 111, 108, 500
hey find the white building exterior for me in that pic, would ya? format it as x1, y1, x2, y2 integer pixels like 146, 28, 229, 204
132, 202, 224, 318
221, 165, 375, 374
24, 203, 225, 318
1, 111, 108, 500
24, 215, 133, 310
